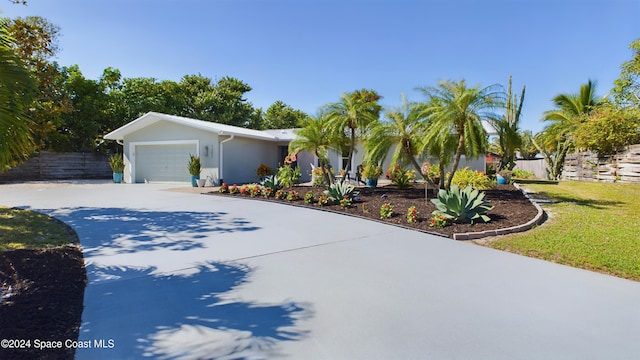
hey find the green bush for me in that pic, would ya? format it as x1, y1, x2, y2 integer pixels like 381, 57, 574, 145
431, 185, 493, 224
451, 167, 492, 190
387, 164, 416, 188
277, 165, 301, 188
512, 169, 535, 179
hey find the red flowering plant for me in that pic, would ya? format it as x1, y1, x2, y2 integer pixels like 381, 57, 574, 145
229, 184, 239, 194
249, 184, 261, 197
286, 189, 299, 201
218, 183, 229, 193
317, 193, 329, 206
339, 195, 352, 208
379, 203, 394, 219
406, 206, 419, 223
429, 215, 448, 228
275, 189, 286, 200
240, 185, 249, 195
262, 187, 273, 198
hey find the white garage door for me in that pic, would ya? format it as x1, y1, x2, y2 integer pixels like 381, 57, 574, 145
135, 143, 197, 183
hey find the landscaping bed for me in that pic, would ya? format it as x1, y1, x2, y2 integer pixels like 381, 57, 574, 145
209, 184, 539, 239
0, 206, 87, 360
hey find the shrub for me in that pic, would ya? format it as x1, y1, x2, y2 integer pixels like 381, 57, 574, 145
387, 164, 415, 188
218, 183, 229, 193
240, 185, 249, 195
248, 184, 262, 197
229, 184, 239, 194
431, 185, 493, 224
324, 180, 359, 202
379, 203, 394, 219
512, 169, 535, 179
317, 193, 329, 206
304, 191, 314, 204
451, 167, 492, 190
429, 215, 448, 228
362, 163, 383, 179
406, 206, 419, 223
275, 189, 286, 200
339, 196, 352, 208
187, 154, 201, 176
277, 165, 302, 188
262, 187, 274, 198
286, 189, 299, 201
256, 163, 273, 177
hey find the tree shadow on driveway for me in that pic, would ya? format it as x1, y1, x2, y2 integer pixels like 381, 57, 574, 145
78, 262, 312, 359
39, 207, 261, 257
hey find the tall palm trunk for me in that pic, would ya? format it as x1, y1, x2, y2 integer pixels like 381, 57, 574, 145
446, 132, 466, 190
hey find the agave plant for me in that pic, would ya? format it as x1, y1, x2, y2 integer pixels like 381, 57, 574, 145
260, 174, 282, 191
431, 185, 493, 224
324, 180, 359, 202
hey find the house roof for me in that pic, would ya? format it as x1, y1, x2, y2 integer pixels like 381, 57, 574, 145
103, 112, 293, 141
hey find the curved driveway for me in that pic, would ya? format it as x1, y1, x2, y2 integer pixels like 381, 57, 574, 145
1, 182, 639, 359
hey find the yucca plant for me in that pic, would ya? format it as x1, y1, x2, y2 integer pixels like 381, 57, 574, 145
431, 185, 493, 224
324, 180, 359, 202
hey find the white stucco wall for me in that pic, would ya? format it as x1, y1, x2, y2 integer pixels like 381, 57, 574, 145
221, 137, 279, 184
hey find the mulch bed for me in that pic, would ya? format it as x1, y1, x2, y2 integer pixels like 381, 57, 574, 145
209, 183, 540, 239
0, 246, 86, 360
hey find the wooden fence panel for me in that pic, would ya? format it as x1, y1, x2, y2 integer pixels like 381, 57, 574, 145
514, 159, 547, 179
561, 144, 640, 184
0, 151, 112, 183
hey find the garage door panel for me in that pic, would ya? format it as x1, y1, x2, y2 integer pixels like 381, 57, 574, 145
135, 144, 196, 183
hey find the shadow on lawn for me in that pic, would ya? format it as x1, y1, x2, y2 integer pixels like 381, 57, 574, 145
33, 207, 261, 257
78, 262, 312, 359
535, 193, 624, 209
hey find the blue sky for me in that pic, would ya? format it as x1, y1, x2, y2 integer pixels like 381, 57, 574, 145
2, 0, 639, 133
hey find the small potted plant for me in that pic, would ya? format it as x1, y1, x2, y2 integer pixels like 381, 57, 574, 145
362, 162, 383, 187
109, 154, 125, 183
496, 169, 512, 185
187, 154, 201, 187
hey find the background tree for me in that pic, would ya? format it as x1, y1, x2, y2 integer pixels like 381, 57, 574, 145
325, 88, 382, 173
419, 79, 502, 189
261, 100, 307, 129
574, 104, 640, 155
0, 18, 35, 169
8, 16, 71, 151
612, 37, 640, 108
489, 76, 524, 171
518, 130, 539, 160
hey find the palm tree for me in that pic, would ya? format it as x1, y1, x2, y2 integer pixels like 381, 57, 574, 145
365, 94, 439, 196
418, 79, 502, 189
539, 80, 602, 179
0, 19, 35, 170
489, 76, 525, 171
324, 89, 381, 174
288, 112, 337, 185
543, 79, 601, 140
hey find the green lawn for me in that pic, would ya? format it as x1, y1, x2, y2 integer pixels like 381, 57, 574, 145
0, 207, 78, 251
488, 181, 640, 281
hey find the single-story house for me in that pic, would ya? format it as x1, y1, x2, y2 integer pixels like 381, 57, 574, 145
104, 112, 493, 184
103, 112, 312, 184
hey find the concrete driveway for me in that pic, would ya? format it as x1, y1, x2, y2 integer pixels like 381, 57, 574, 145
1, 181, 639, 359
